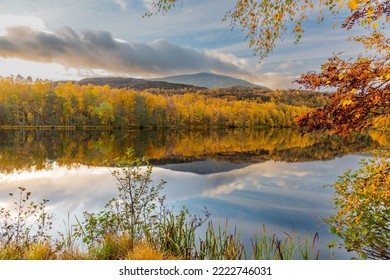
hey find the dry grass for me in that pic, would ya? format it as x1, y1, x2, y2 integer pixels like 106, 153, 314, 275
0, 244, 24, 260
25, 242, 57, 260
126, 243, 179, 260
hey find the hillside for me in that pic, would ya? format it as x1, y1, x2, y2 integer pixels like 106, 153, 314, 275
77, 77, 206, 91
152, 72, 269, 89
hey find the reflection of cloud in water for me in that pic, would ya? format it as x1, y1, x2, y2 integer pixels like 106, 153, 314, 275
0, 165, 117, 227
154, 155, 364, 259
202, 181, 245, 196
0, 155, 365, 258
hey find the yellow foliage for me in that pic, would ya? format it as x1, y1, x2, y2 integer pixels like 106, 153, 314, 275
341, 99, 354, 107
347, 0, 359, 10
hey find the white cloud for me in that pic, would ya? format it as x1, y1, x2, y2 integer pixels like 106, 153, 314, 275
113, 0, 128, 11
0, 14, 47, 35
204, 49, 248, 68
246, 72, 300, 90
0, 58, 77, 80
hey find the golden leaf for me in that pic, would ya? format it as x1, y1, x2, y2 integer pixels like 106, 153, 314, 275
341, 99, 353, 106
347, 0, 358, 10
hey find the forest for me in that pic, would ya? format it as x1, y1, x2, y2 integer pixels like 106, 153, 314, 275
0, 76, 323, 129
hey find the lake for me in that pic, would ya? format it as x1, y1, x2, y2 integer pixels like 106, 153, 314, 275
0, 128, 384, 259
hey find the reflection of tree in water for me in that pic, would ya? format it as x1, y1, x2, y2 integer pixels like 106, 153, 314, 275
0, 128, 385, 173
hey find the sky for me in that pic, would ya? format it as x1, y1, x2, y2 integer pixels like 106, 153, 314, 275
0, 0, 366, 89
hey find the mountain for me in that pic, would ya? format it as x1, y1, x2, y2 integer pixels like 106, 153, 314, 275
156, 160, 251, 175
77, 77, 206, 91
153, 72, 269, 89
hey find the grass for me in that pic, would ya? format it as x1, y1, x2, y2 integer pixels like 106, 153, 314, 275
0, 227, 321, 260
251, 225, 320, 260
25, 242, 57, 260
196, 221, 244, 260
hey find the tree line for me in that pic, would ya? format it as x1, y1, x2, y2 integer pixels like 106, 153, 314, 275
0, 77, 313, 129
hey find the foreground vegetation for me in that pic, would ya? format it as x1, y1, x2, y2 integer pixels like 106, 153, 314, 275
0, 151, 322, 260
1, 149, 389, 260
326, 151, 390, 259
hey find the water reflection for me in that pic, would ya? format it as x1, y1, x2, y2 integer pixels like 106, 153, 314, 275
1, 128, 385, 258
0, 154, 365, 259
0, 128, 382, 174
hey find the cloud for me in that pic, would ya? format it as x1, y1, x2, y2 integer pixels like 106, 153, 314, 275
246, 72, 300, 90
0, 25, 249, 78
113, 0, 128, 11
0, 14, 47, 35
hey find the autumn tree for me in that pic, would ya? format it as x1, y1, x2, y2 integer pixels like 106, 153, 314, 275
297, 32, 390, 135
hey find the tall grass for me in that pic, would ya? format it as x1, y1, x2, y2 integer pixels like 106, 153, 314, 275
251, 225, 320, 260
196, 221, 244, 260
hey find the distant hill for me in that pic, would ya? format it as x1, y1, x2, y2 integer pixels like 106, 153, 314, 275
153, 72, 269, 89
77, 77, 206, 91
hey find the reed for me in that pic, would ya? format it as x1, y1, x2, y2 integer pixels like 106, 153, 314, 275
251, 225, 320, 260
196, 220, 245, 260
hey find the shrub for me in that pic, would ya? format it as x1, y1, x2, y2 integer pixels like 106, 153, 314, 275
0, 187, 54, 249
74, 149, 167, 248
326, 151, 390, 259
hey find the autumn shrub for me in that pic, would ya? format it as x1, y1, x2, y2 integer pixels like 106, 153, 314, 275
326, 151, 390, 259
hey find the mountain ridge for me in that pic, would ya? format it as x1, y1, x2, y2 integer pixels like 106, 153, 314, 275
76, 76, 206, 91
152, 72, 269, 89
68, 73, 269, 91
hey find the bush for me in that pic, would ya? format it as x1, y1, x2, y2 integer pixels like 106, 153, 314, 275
0, 187, 54, 248
326, 151, 390, 259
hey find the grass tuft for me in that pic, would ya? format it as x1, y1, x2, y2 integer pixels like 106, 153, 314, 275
126, 243, 166, 260
26, 242, 57, 260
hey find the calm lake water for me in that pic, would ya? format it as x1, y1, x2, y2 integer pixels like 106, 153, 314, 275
0, 128, 383, 259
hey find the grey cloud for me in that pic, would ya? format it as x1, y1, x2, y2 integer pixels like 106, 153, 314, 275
0, 26, 247, 77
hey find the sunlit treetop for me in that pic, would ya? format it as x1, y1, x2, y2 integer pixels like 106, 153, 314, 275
146, 0, 390, 59
296, 31, 390, 135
